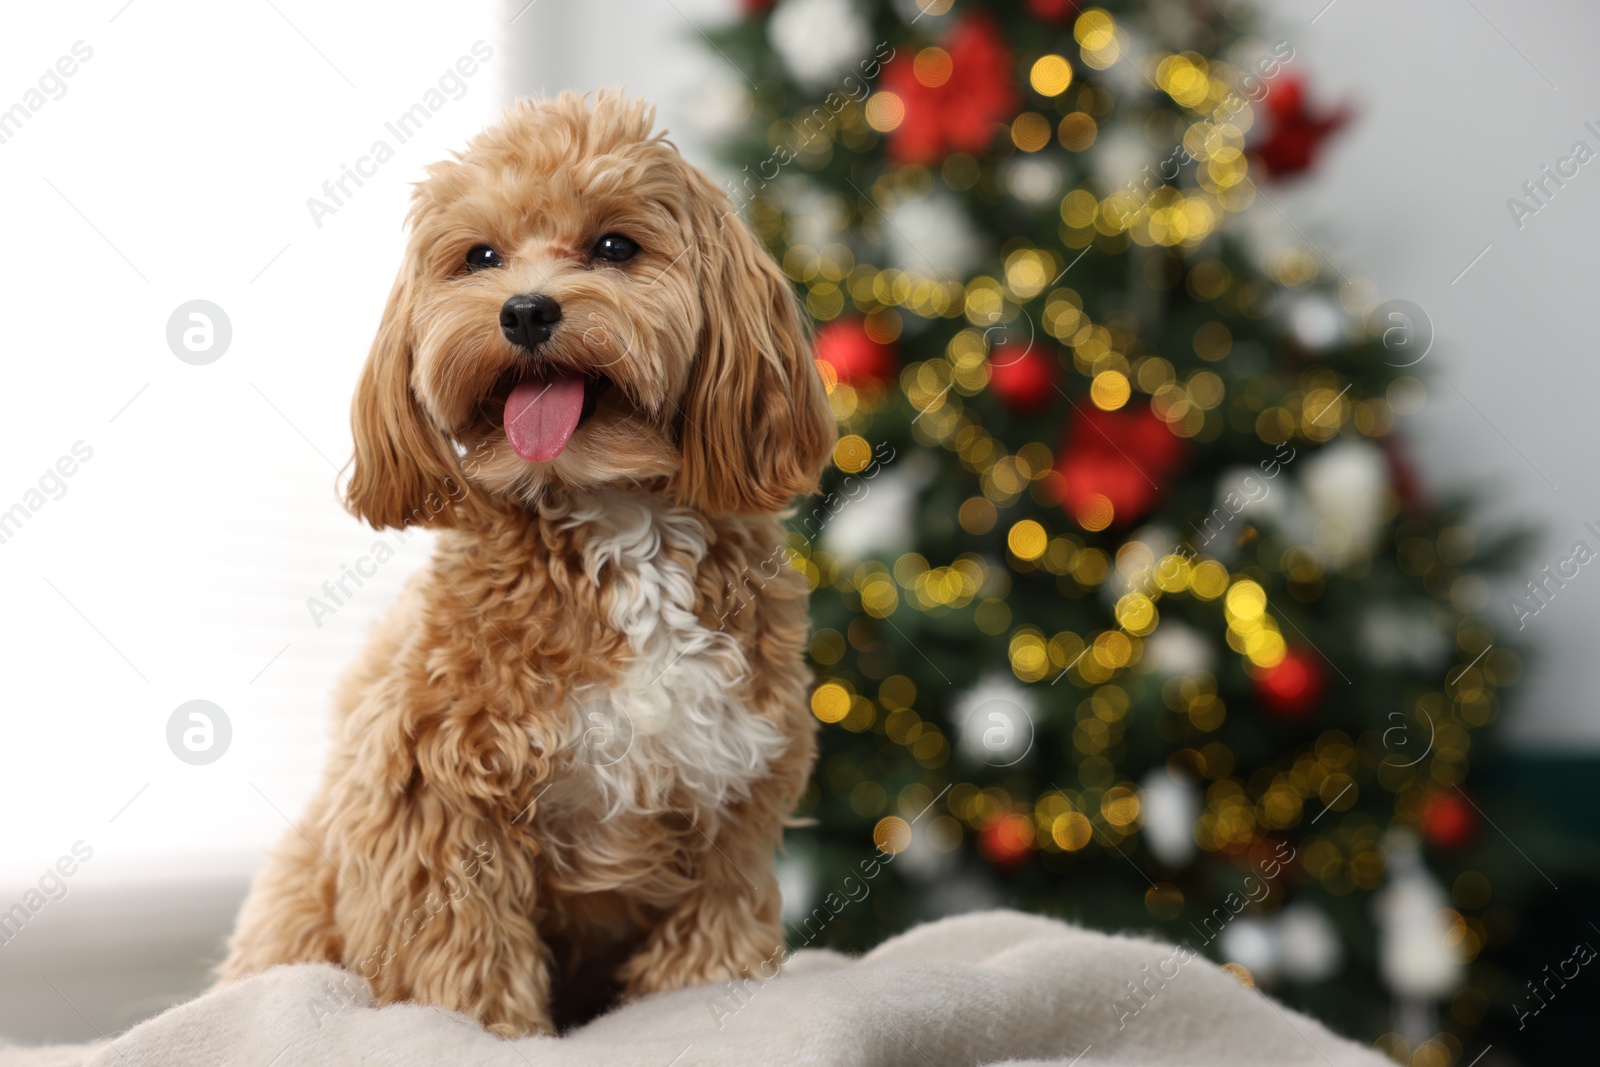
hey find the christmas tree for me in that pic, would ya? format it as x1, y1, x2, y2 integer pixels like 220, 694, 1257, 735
705, 1, 1550, 1061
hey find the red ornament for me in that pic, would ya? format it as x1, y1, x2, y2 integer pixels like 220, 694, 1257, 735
1253, 76, 1352, 179
987, 344, 1057, 411
1421, 791, 1477, 850
979, 813, 1035, 868
1380, 436, 1429, 514
1254, 648, 1327, 717
882, 13, 1019, 165
815, 319, 896, 386
1053, 402, 1187, 526
1026, 0, 1079, 20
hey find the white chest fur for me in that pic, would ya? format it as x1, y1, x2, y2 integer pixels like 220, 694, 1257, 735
540, 489, 787, 817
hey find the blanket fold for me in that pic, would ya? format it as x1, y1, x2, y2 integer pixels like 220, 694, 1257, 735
0, 911, 1389, 1067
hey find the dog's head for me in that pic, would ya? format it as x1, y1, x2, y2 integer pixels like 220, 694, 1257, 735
344, 92, 835, 528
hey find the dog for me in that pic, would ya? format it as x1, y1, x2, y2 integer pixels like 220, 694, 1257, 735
220, 92, 835, 1037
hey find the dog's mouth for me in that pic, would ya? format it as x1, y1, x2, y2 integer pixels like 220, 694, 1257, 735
497, 369, 614, 463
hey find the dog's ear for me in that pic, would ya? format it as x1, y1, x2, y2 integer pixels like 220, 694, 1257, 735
675, 178, 836, 516
344, 264, 466, 530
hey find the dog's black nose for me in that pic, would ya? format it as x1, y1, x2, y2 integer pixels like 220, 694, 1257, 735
500, 293, 562, 349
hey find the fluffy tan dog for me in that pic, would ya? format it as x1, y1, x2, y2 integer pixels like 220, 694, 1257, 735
220, 92, 834, 1037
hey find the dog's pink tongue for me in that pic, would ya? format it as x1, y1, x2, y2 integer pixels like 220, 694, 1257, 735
503, 374, 586, 462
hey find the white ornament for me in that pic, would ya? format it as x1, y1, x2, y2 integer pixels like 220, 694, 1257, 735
1288, 295, 1344, 350
894, 819, 959, 882
1212, 465, 1277, 525
818, 452, 934, 561
1142, 621, 1215, 678
1091, 125, 1159, 190
769, 0, 873, 92
1198, 467, 1280, 563
683, 64, 751, 140
1359, 604, 1448, 670
1219, 902, 1343, 985
777, 853, 817, 926
1005, 158, 1064, 204
953, 675, 1038, 768
1300, 439, 1389, 564
1138, 767, 1198, 866
1251, 480, 1322, 554
781, 179, 850, 250
1220, 917, 1281, 983
1277, 903, 1343, 982
884, 191, 986, 280
1374, 831, 1466, 999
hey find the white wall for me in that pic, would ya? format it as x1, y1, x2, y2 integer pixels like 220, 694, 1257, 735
0, 1, 513, 888
0, 0, 508, 1040
502, 0, 736, 167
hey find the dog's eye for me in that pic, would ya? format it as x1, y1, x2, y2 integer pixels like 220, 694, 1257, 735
592, 234, 639, 264
465, 245, 503, 272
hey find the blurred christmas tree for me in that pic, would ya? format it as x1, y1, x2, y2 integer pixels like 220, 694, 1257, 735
704, 0, 1549, 1060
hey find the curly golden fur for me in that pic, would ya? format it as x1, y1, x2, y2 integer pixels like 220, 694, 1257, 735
220, 92, 835, 1037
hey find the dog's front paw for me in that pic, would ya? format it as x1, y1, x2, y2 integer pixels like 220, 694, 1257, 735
410, 982, 554, 1039
618, 929, 777, 1001
368, 953, 555, 1039
434, 973, 556, 1039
